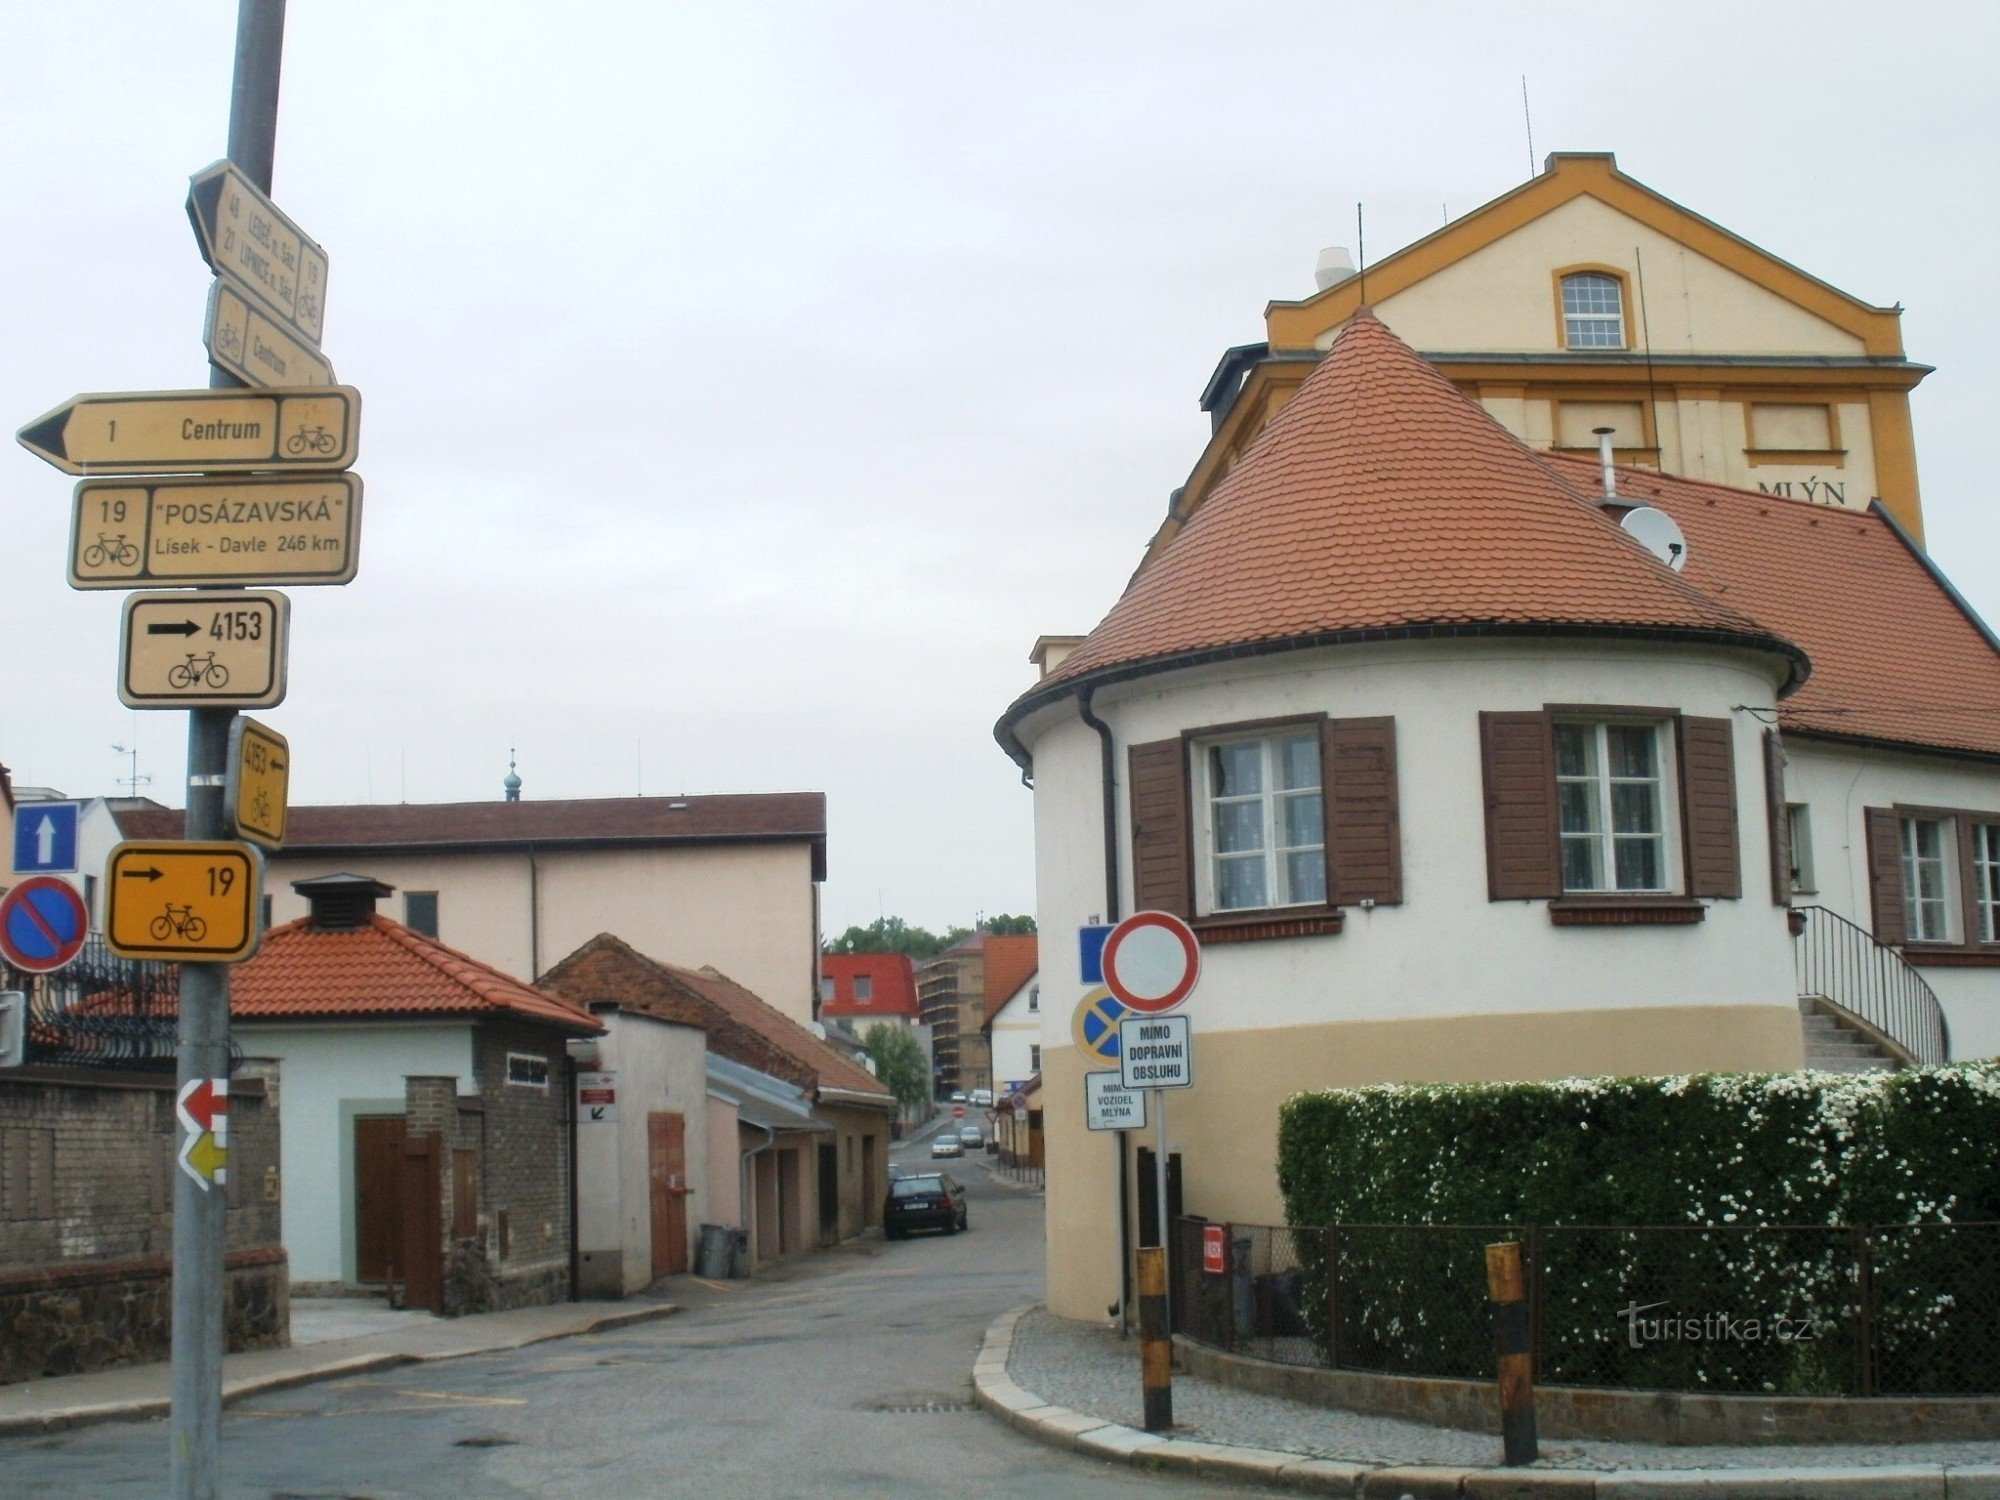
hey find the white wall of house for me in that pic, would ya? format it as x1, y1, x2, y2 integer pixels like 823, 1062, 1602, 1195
573, 1011, 709, 1297
231, 1021, 475, 1285
268, 841, 820, 1025
1784, 739, 2000, 1059
988, 976, 1042, 1090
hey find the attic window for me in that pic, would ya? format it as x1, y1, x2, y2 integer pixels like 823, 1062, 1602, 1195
506, 1052, 551, 1090
1561, 272, 1626, 349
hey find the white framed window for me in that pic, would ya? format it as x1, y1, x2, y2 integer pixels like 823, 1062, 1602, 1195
506, 1052, 550, 1090
1973, 824, 2000, 943
1561, 272, 1626, 349
1027, 983, 1040, 1014
1029, 1044, 1041, 1074
1900, 816, 1956, 943
1786, 803, 1815, 894
1196, 728, 1326, 913
1555, 721, 1673, 893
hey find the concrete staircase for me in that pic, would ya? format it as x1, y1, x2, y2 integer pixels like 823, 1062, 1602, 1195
1799, 997, 1900, 1072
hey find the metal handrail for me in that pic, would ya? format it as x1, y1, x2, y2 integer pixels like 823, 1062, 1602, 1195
1793, 905, 1949, 1067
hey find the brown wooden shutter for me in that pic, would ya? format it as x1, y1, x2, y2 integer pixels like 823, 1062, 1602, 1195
1762, 730, 1792, 906
1128, 739, 1192, 918
1323, 716, 1402, 905
1679, 716, 1741, 899
1864, 807, 1907, 945
1480, 712, 1560, 900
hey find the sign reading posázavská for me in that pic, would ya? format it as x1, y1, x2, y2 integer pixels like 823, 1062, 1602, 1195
1084, 1071, 1147, 1132
1118, 1013, 1192, 1091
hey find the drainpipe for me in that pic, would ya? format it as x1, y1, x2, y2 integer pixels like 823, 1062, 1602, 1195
564, 1050, 580, 1301
527, 845, 542, 980
1077, 685, 1132, 1330
739, 1121, 776, 1271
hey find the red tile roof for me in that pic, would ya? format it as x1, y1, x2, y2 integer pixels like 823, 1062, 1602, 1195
1000, 312, 1804, 757
228, 915, 600, 1032
820, 953, 919, 1021
116, 792, 829, 878
542, 934, 893, 1105
1543, 454, 2000, 760
981, 935, 1040, 1025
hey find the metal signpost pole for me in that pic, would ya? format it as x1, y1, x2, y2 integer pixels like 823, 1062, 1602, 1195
169, 4, 282, 1495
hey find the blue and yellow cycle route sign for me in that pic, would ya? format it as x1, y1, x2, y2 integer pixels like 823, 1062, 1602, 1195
1071, 986, 1127, 1067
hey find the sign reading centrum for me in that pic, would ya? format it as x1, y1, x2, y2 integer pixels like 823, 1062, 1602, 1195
69, 474, 362, 588
1118, 1013, 1193, 1092
205, 280, 336, 389
16, 386, 360, 476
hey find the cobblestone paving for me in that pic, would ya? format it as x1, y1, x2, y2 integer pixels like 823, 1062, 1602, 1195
1007, 1308, 2000, 1472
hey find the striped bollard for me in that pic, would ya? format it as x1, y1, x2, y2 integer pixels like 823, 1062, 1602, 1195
1485, 1239, 1539, 1465
1137, 1245, 1173, 1431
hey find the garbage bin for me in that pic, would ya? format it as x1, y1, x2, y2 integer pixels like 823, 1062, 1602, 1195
696, 1223, 733, 1279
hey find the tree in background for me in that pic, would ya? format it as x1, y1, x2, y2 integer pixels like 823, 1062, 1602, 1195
825, 913, 1036, 957
862, 1023, 931, 1114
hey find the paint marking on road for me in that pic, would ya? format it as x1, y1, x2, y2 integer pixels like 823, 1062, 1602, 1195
687, 1276, 745, 1292
392, 1389, 529, 1407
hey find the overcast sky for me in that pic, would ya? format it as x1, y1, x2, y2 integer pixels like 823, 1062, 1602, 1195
3, 3, 1996, 936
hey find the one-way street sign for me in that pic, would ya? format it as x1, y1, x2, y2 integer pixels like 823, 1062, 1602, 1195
187, 159, 328, 346
11, 801, 79, 875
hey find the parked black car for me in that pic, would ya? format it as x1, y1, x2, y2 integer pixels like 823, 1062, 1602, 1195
884, 1172, 968, 1239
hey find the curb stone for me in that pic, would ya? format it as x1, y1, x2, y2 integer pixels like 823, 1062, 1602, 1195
0, 1302, 681, 1438
971, 1304, 1985, 1500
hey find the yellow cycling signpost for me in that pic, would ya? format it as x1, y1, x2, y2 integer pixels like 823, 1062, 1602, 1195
69, 473, 362, 589
226, 719, 290, 850
16, 386, 360, 475
104, 842, 263, 964
119, 590, 291, 710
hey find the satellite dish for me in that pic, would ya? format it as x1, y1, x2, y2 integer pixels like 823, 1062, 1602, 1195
1620, 506, 1688, 572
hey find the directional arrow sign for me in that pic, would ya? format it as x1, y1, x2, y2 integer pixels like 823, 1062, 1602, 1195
187, 159, 328, 346
106, 841, 262, 962
17, 386, 360, 476
120, 590, 289, 710
177, 1076, 229, 1136
205, 279, 335, 389
226, 717, 291, 850
11, 800, 79, 874
69, 474, 362, 589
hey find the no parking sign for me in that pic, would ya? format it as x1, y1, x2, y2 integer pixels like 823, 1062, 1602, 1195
0, 877, 89, 974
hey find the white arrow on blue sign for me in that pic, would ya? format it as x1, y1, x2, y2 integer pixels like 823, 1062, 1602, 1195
12, 803, 79, 876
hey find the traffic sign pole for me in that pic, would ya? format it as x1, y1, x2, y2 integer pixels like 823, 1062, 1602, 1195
171, 5, 281, 1496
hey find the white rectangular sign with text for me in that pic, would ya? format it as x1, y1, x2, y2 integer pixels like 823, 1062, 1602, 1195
1118, 1013, 1192, 1091
1084, 1070, 1147, 1131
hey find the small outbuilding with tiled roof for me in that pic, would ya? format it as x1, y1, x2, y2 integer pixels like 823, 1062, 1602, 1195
1002, 310, 2000, 1324
229, 873, 601, 1313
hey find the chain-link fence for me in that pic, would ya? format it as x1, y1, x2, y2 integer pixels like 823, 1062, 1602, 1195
2, 934, 188, 1072
1172, 1217, 2000, 1397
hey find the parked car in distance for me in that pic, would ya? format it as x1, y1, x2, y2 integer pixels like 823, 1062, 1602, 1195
957, 1125, 984, 1148
884, 1173, 967, 1239
949, 1090, 968, 1104
970, 1088, 994, 1106
887, 1163, 909, 1182
930, 1135, 964, 1158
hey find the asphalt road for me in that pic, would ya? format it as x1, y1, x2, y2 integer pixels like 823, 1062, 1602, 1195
0, 1127, 1277, 1498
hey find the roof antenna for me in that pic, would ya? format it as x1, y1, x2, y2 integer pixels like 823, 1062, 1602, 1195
1521, 76, 1536, 176
1355, 203, 1367, 306
111, 741, 151, 798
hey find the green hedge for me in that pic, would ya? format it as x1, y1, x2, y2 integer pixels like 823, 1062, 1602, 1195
1273, 1066, 2000, 1394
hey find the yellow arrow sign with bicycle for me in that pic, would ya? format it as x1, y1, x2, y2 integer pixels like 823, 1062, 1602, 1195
16, 385, 359, 475
105, 841, 263, 963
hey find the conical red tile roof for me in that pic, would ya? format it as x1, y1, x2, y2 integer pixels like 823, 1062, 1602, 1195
1000, 313, 1803, 754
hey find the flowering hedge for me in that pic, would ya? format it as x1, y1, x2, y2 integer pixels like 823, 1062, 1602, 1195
1273, 1065, 2000, 1394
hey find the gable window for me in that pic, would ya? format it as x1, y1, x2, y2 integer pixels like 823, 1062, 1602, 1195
1555, 721, 1671, 893
1561, 272, 1626, 349
1198, 730, 1325, 912
404, 890, 439, 937
854, 974, 873, 1001
1027, 983, 1040, 1014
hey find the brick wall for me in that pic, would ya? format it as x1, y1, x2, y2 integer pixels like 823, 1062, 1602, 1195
0, 1061, 287, 1383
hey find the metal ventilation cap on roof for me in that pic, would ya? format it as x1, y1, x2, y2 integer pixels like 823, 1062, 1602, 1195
1315, 246, 1357, 290
1620, 506, 1689, 572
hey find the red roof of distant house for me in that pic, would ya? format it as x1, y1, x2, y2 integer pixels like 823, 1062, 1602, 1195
1542, 453, 2000, 761
981, 934, 1039, 1025
820, 953, 919, 1021
543, 934, 893, 1105
116, 792, 829, 880
223, 915, 600, 1033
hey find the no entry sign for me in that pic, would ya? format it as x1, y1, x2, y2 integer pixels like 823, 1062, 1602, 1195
0, 876, 89, 974
1101, 910, 1200, 1014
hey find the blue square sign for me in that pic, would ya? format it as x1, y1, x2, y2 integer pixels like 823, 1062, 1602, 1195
13, 802, 80, 875
1078, 924, 1112, 985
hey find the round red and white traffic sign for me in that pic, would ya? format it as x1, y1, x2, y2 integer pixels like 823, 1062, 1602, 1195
1101, 909, 1200, 1014
952, 1104, 966, 1119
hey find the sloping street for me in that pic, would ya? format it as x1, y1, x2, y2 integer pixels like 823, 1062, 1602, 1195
0, 1134, 1274, 1498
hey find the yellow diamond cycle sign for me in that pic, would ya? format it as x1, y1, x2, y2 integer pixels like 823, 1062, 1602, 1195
119, 589, 289, 710
106, 841, 263, 963
70, 474, 362, 589
227, 718, 290, 850
16, 386, 360, 476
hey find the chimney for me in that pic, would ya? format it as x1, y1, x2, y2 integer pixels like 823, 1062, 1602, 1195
1592, 426, 1622, 507
1314, 246, 1357, 291
292, 873, 395, 931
